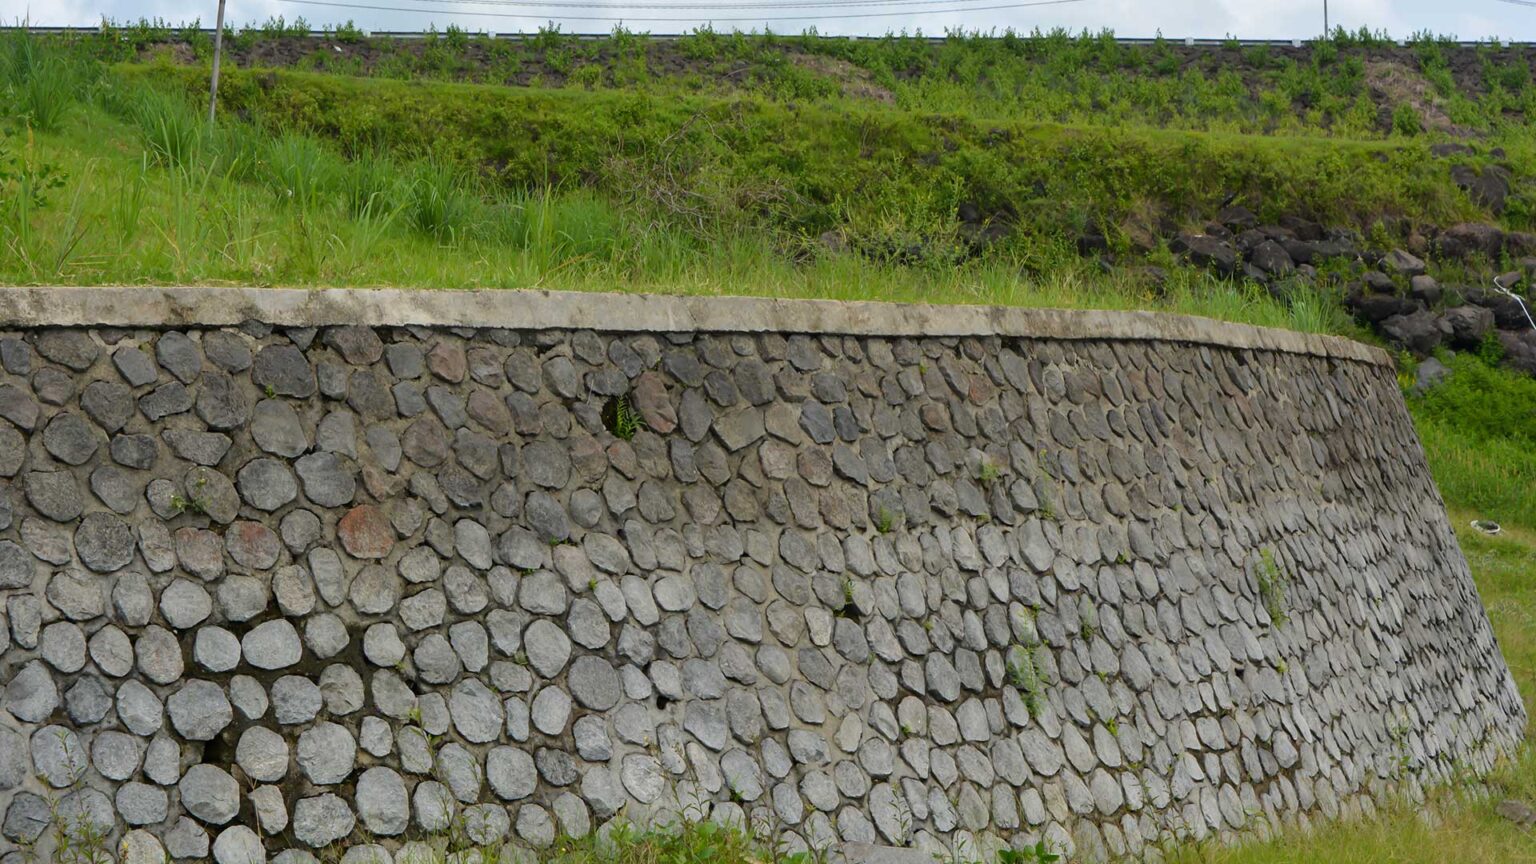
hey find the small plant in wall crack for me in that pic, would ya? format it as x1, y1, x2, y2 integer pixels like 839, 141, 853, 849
1256, 547, 1289, 626
603, 392, 643, 441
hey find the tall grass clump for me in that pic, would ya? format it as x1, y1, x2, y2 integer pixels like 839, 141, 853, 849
1, 30, 92, 131
404, 159, 480, 242
132, 88, 208, 168
261, 132, 343, 211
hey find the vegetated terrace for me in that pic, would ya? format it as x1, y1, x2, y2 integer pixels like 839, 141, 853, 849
1, 23, 1534, 863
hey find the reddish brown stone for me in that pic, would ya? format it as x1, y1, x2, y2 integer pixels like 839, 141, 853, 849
427, 342, 467, 383
630, 371, 676, 435
225, 520, 281, 571
338, 504, 393, 560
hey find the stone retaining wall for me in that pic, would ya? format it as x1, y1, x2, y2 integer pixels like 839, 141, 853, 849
0, 289, 1524, 864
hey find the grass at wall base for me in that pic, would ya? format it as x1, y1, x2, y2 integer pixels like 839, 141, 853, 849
3, 27, 1536, 864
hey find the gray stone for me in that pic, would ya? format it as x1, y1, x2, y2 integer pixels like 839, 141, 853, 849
116, 781, 169, 826
115, 679, 163, 735
450, 678, 504, 743
168, 679, 233, 741
47, 569, 105, 620
164, 429, 232, 465
74, 512, 135, 572
292, 793, 355, 847
297, 722, 356, 784
26, 470, 83, 521
252, 399, 309, 456
524, 619, 572, 677
296, 451, 356, 507
135, 624, 185, 684
237, 457, 298, 511
43, 412, 99, 465
180, 763, 240, 825
31, 724, 86, 786
194, 627, 242, 672
569, 655, 622, 710
160, 579, 212, 630
113, 345, 158, 386
487, 746, 537, 801
272, 675, 323, 725
82, 379, 134, 432
237, 726, 290, 782
356, 767, 409, 836
243, 619, 304, 670
253, 344, 316, 397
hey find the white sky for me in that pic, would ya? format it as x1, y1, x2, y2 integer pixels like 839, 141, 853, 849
4, 0, 1534, 39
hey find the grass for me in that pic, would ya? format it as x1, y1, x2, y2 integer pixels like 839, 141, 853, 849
4, 26, 1536, 864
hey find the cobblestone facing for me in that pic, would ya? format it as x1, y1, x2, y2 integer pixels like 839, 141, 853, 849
0, 320, 1523, 864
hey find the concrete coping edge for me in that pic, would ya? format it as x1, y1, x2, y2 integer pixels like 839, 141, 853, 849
0, 287, 1390, 366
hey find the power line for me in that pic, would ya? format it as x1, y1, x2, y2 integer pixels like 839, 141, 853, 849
1495, 0, 1536, 7
274, 0, 1089, 22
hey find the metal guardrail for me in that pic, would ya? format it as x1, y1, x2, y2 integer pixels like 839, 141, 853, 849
5, 25, 1536, 46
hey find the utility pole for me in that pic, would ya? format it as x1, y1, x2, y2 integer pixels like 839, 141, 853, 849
1323, 0, 1329, 36
208, 0, 227, 122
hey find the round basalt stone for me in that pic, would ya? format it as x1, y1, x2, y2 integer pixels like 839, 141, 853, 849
90, 730, 143, 781
160, 579, 213, 630
212, 825, 263, 864
112, 573, 154, 625
253, 344, 316, 398
252, 399, 308, 457
81, 379, 133, 432
296, 722, 356, 785
568, 655, 622, 710
305, 613, 349, 658
194, 627, 242, 672
195, 370, 250, 430
184, 466, 239, 524
236, 726, 290, 783
524, 619, 572, 678
203, 331, 252, 372
116, 781, 169, 826
180, 764, 240, 825
0, 423, 23, 476
89, 625, 134, 676
226, 521, 281, 570
3, 792, 51, 843
75, 512, 135, 573
448, 679, 503, 744
243, 619, 303, 670
174, 527, 226, 579
295, 452, 356, 508
65, 675, 112, 724
26, 470, 82, 522
114, 679, 163, 736
355, 767, 409, 836
325, 326, 384, 365
46, 569, 105, 620
135, 625, 185, 685
155, 332, 202, 383
167, 680, 233, 741
291, 794, 356, 848
280, 509, 323, 553
40, 621, 86, 672
112, 345, 158, 387
487, 746, 536, 801
236, 458, 298, 512
35, 330, 98, 371
42, 412, 98, 465
32, 724, 86, 787
338, 504, 393, 559
164, 429, 233, 466
0, 539, 32, 589
90, 465, 142, 514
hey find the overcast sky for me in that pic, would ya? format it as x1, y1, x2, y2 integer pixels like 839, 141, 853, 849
6, 0, 1536, 39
